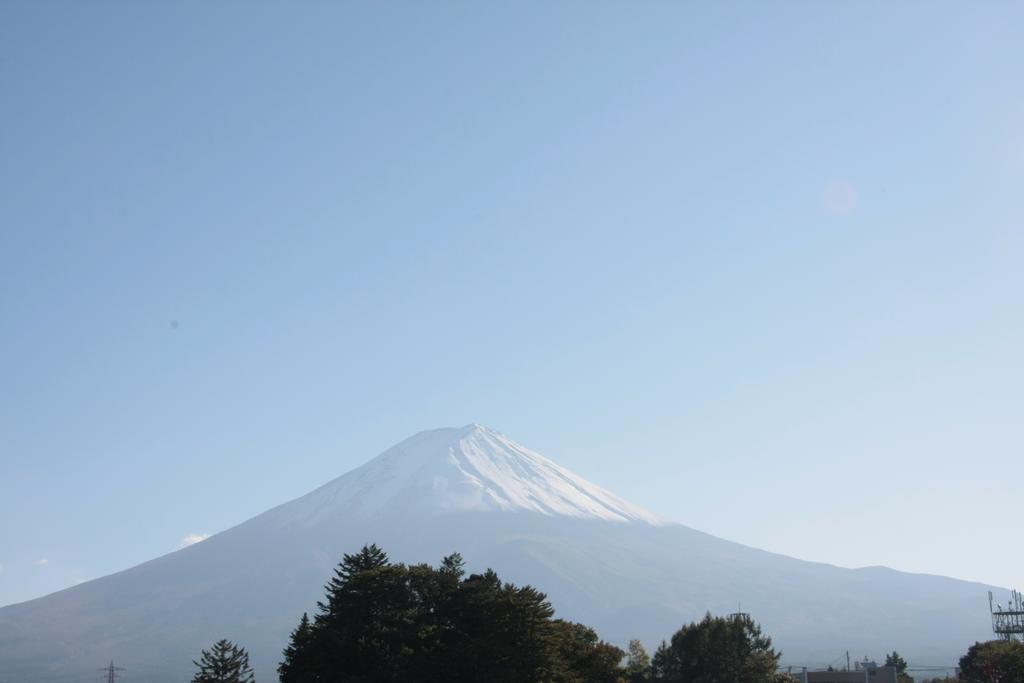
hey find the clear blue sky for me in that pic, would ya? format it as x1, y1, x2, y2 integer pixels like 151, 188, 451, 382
2, 1, 1022, 607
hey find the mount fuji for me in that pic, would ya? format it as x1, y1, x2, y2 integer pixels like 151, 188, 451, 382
0, 425, 995, 681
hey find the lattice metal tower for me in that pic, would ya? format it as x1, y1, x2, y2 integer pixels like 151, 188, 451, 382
989, 589, 1024, 641
98, 660, 125, 683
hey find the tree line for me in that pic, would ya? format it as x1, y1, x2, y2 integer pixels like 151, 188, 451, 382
189, 544, 1024, 683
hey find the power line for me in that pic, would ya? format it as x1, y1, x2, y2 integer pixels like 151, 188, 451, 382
780, 662, 958, 671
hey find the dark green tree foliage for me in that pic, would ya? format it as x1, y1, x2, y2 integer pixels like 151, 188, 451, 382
550, 620, 625, 683
959, 640, 1024, 683
278, 544, 624, 683
278, 613, 312, 682
651, 640, 676, 680
884, 651, 913, 683
649, 612, 784, 683
192, 639, 255, 683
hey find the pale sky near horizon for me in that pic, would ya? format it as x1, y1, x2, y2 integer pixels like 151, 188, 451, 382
2, 1, 1022, 607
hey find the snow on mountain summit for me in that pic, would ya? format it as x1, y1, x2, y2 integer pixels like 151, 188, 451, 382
275, 424, 665, 526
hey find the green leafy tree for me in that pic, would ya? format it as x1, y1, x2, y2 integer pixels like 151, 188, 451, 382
624, 639, 652, 682
191, 639, 255, 683
959, 640, 1024, 683
649, 612, 782, 683
550, 620, 625, 683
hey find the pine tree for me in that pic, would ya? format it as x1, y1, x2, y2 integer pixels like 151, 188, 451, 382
277, 613, 311, 683
316, 543, 390, 618
191, 639, 255, 683
651, 640, 676, 680
279, 544, 627, 682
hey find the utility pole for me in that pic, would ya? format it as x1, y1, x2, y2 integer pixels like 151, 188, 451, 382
98, 660, 125, 683
846, 651, 850, 671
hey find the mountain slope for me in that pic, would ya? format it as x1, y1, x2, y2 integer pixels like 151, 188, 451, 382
0, 425, 995, 682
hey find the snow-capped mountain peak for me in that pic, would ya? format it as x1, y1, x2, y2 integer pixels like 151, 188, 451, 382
275, 424, 665, 526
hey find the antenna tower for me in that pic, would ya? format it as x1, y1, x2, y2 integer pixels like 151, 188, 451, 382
989, 589, 1024, 641
725, 601, 752, 622
98, 660, 125, 683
